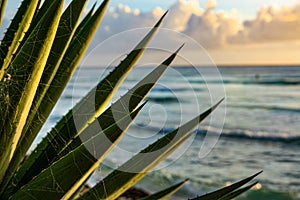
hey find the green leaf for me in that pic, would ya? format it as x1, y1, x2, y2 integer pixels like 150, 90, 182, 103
0, 0, 63, 182
6, 0, 110, 190
52, 47, 182, 197
10, 102, 146, 200
78, 99, 224, 200
68, 173, 93, 200
0, 0, 88, 197
31, 0, 57, 28
11, 10, 167, 193
10, 0, 52, 59
69, 10, 169, 136
0, 0, 6, 25
22, 0, 88, 137
10, 43, 177, 200
60, 45, 184, 156
0, 0, 40, 133
74, 2, 96, 36
139, 179, 188, 200
219, 182, 258, 200
0, 0, 39, 80
14, 0, 110, 166
190, 171, 262, 200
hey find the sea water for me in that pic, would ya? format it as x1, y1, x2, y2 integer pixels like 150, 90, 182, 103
37, 66, 300, 199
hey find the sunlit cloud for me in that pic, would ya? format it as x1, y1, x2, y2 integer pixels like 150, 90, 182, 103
230, 4, 300, 43
2, 0, 300, 65
92, 0, 300, 50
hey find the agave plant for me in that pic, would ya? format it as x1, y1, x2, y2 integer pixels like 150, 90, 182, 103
0, 0, 260, 199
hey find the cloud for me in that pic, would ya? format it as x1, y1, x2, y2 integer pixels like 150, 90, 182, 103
164, 0, 240, 48
230, 4, 300, 43
93, 0, 240, 49
2, 0, 299, 51
206, 0, 216, 10
163, 0, 203, 32
184, 8, 240, 48
95, 4, 158, 39
91, 0, 300, 49
94, 0, 204, 39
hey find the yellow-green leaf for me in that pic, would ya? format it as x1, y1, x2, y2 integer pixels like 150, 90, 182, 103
11, 11, 167, 194
0, 0, 63, 186
10, 102, 146, 200
139, 179, 188, 200
78, 99, 224, 200
0, 0, 39, 80
0, 0, 88, 198
190, 171, 262, 200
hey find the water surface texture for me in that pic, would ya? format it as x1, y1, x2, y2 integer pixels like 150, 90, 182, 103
38, 66, 300, 199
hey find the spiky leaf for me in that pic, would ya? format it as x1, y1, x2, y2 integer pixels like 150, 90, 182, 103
0, 0, 39, 80
10, 102, 145, 200
55, 47, 182, 191
0, 0, 88, 197
11, 0, 55, 58
140, 179, 188, 200
11, 11, 167, 193
61, 45, 183, 156
79, 99, 224, 200
0, 0, 40, 134
0, 0, 7, 25
190, 171, 262, 200
0, 1, 109, 196
219, 182, 258, 200
0, 0, 63, 182
74, 2, 96, 36
21, 0, 111, 144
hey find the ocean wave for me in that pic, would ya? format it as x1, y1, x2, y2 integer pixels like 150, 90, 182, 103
134, 124, 300, 144
95, 160, 297, 200
146, 171, 296, 199
218, 130, 300, 144
151, 87, 203, 92
243, 79, 300, 85
228, 104, 300, 113
146, 96, 180, 104
189, 79, 300, 86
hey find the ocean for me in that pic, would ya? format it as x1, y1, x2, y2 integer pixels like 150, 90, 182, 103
36, 65, 300, 199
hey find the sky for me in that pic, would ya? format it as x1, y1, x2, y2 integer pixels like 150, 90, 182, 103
2, 0, 300, 65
